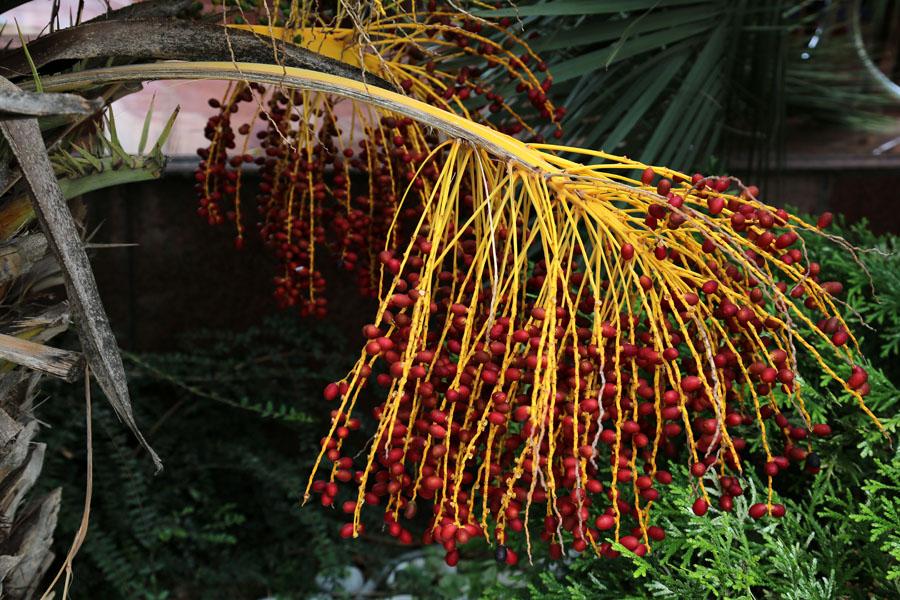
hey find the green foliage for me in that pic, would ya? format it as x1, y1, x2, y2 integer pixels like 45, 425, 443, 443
33, 317, 393, 599
795, 216, 900, 465
381, 543, 523, 600
486, 460, 900, 599
841, 456, 900, 582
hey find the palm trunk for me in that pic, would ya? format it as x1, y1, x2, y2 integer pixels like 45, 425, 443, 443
0, 370, 61, 599
0, 226, 74, 597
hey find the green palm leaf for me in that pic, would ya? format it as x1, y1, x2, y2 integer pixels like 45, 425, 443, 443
493, 0, 900, 172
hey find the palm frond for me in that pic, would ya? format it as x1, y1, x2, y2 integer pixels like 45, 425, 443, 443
478, 0, 900, 172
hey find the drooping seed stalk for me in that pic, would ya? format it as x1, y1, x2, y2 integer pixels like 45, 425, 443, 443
34, 57, 883, 560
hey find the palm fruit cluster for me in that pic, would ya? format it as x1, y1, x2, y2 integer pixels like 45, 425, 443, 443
189, 0, 882, 564
195, 0, 560, 313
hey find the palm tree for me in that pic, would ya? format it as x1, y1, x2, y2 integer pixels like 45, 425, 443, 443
0, 0, 894, 594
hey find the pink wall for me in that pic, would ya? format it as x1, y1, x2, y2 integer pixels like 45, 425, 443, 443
3, 0, 228, 157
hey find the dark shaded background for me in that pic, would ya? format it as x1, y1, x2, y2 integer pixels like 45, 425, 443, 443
84, 143, 900, 353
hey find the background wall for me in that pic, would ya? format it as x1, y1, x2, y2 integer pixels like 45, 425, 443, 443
83, 150, 900, 353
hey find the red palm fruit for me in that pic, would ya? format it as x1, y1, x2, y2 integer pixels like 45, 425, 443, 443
749, 503, 768, 519
657, 179, 671, 196
788, 446, 808, 462
692, 498, 709, 516
549, 543, 562, 559
681, 376, 702, 392
719, 495, 734, 512
488, 411, 506, 425
663, 390, 680, 404
641, 168, 655, 185
701, 419, 718, 434
446, 549, 459, 567
817, 212, 834, 229
812, 424, 832, 436
641, 488, 659, 501
623, 420, 641, 434
848, 367, 868, 389
601, 543, 620, 559
777, 370, 794, 384
707, 196, 724, 215
655, 470, 673, 484
513, 405, 530, 422
789, 428, 808, 440
663, 422, 683, 436
822, 281, 843, 295
595, 515, 615, 530
581, 397, 599, 412
620, 536, 640, 552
